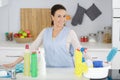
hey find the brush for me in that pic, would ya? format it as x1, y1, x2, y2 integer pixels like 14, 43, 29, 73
107, 47, 118, 62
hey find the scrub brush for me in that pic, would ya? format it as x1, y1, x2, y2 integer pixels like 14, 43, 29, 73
107, 47, 118, 62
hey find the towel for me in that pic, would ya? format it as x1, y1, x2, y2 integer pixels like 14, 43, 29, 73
86, 3, 102, 21
15, 63, 24, 73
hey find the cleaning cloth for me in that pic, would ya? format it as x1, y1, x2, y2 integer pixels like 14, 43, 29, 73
86, 3, 102, 21
15, 63, 24, 73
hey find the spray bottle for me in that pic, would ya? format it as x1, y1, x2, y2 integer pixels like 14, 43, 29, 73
38, 48, 46, 76
24, 44, 31, 76
74, 48, 88, 77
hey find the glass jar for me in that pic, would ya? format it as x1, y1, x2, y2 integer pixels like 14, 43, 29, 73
103, 27, 112, 43
97, 31, 104, 43
88, 33, 97, 42
80, 36, 88, 42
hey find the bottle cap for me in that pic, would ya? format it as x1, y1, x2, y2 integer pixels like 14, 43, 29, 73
32, 51, 36, 54
25, 44, 29, 49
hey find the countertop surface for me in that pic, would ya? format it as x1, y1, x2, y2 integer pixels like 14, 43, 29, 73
0, 68, 120, 80
0, 68, 89, 80
0, 40, 112, 50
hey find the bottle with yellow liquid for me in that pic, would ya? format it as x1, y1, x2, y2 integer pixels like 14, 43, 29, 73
24, 44, 31, 76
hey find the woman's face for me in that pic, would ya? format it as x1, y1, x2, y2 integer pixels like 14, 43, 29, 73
52, 9, 67, 28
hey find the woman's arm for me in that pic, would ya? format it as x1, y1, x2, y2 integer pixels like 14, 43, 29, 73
69, 30, 91, 60
69, 30, 82, 50
30, 28, 46, 51
3, 28, 46, 68
3, 56, 24, 68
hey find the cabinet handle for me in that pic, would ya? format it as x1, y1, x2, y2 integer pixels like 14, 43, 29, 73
6, 56, 20, 57
92, 57, 98, 59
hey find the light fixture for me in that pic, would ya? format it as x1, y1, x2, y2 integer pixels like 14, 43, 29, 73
0, 0, 8, 7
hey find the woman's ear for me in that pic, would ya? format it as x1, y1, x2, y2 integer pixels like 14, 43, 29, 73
51, 15, 54, 21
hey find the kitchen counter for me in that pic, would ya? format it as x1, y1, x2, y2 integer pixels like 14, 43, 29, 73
1, 68, 89, 80
1, 68, 120, 80
17, 68, 89, 80
0, 40, 112, 50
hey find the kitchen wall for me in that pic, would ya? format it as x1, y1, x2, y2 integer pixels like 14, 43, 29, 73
0, 0, 112, 40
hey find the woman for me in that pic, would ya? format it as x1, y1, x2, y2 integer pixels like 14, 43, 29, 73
3, 4, 81, 68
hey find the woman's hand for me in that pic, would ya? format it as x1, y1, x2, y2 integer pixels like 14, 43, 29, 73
2, 63, 16, 68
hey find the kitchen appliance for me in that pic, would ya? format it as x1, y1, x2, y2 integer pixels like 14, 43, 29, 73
113, 8, 120, 50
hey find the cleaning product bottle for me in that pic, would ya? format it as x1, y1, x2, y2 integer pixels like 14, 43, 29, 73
31, 51, 38, 77
74, 49, 88, 77
38, 48, 46, 76
74, 49, 83, 77
24, 44, 31, 76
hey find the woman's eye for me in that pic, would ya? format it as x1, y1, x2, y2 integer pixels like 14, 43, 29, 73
63, 15, 66, 18
58, 15, 61, 17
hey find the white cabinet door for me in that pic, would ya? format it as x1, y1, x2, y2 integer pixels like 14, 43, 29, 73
0, 49, 24, 64
87, 50, 109, 61
87, 49, 120, 69
0, 0, 8, 7
113, 0, 120, 8
111, 51, 120, 69
112, 18, 120, 50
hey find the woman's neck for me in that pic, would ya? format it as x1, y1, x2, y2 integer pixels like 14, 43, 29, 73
53, 26, 63, 31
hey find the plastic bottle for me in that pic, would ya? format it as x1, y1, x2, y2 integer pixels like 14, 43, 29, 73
24, 44, 31, 76
38, 48, 46, 76
74, 49, 88, 77
31, 51, 38, 77
86, 59, 93, 68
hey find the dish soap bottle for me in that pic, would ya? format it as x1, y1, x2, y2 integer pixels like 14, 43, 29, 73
24, 44, 31, 76
31, 51, 38, 77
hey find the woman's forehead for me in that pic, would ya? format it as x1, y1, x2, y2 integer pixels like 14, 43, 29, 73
55, 9, 67, 15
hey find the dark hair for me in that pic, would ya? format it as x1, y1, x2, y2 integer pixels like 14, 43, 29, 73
51, 4, 66, 25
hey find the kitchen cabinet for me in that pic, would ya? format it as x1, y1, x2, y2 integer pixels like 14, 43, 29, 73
87, 49, 110, 61
112, 0, 120, 8
111, 51, 120, 69
0, 0, 8, 7
0, 40, 26, 64
0, 48, 24, 64
112, 0, 120, 69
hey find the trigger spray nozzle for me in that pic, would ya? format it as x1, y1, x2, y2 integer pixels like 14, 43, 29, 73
80, 48, 87, 53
